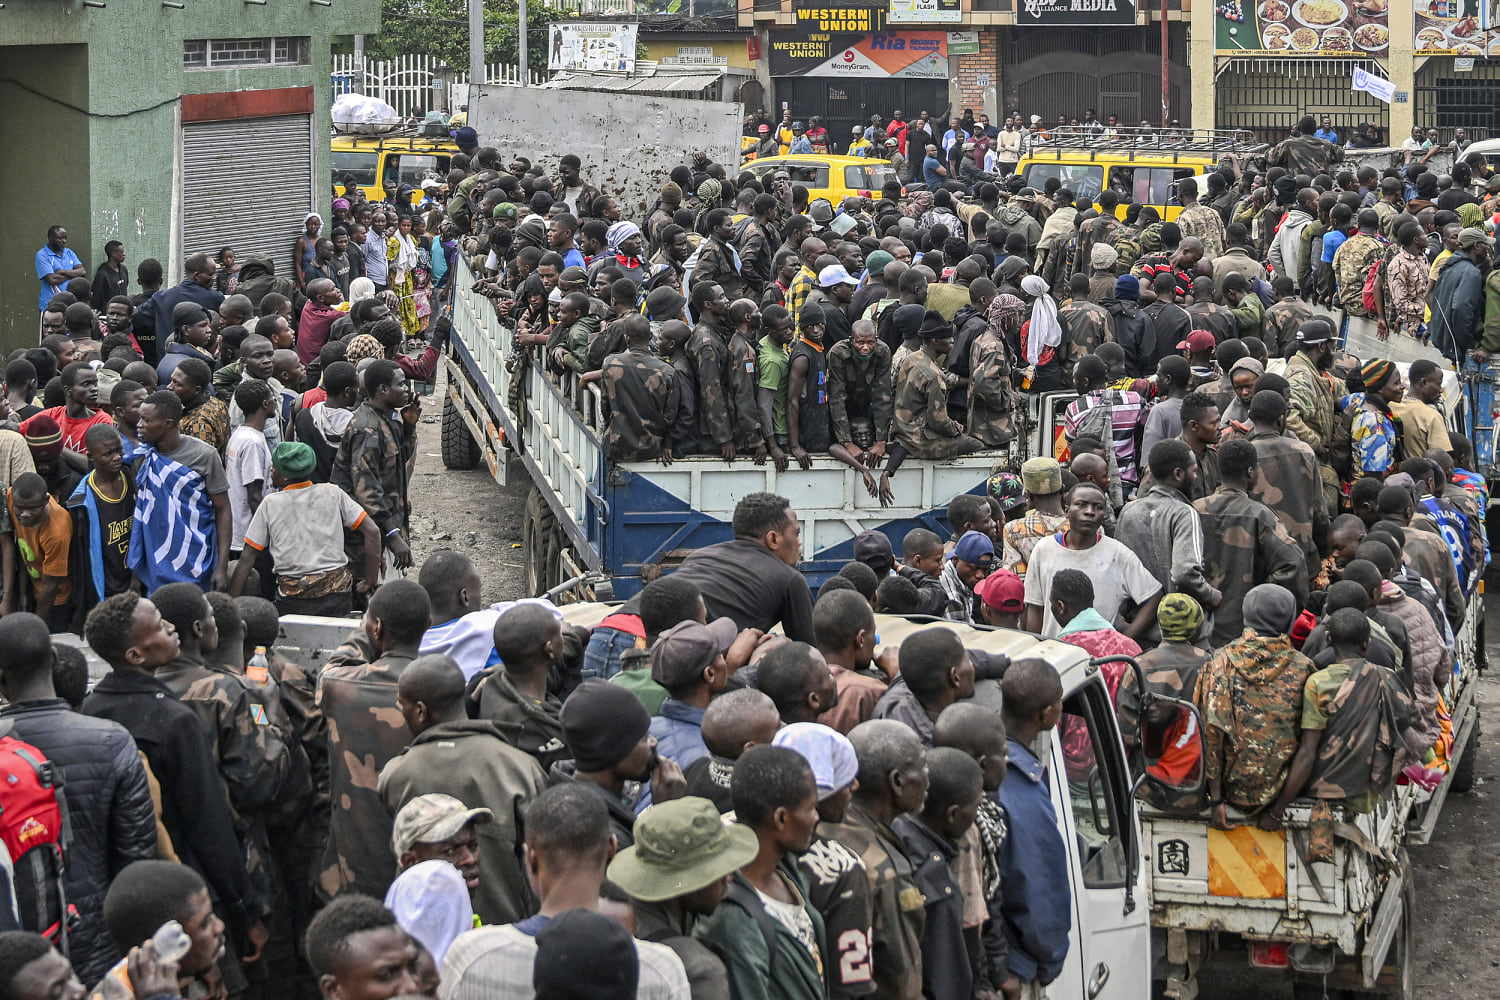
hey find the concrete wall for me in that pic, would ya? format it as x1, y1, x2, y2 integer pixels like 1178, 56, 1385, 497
0, 0, 379, 352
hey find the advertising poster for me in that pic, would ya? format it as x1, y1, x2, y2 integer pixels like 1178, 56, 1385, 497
890, 0, 962, 24
1215, 0, 1389, 55
769, 25, 948, 78
548, 22, 639, 73
1016, 0, 1137, 27
1414, 0, 1492, 55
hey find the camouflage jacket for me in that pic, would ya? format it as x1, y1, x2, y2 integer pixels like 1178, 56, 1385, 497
735, 219, 775, 295
666, 352, 699, 455
1247, 428, 1327, 584
1072, 214, 1122, 278
725, 331, 766, 450
819, 804, 925, 1000
1193, 486, 1308, 646
1332, 231, 1388, 317
1116, 641, 1209, 754
1057, 299, 1115, 373
893, 349, 974, 459
315, 644, 416, 900
331, 403, 414, 536
1262, 298, 1312, 361
1175, 204, 1226, 260
1185, 301, 1237, 347
1268, 134, 1343, 177
601, 348, 681, 462
1284, 352, 1336, 460
693, 235, 748, 303
1195, 632, 1313, 811
687, 319, 734, 447
967, 329, 1019, 448
827, 339, 894, 444
1304, 658, 1418, 807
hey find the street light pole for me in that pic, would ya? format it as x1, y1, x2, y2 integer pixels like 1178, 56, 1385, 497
1160, 0, 1169, 127
470, 0, 485, 98
518, 0, 529, 87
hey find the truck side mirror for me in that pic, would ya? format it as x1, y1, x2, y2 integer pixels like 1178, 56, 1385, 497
1133, 692, 1210, 815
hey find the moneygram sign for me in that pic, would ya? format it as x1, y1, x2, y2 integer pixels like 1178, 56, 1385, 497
770, 11, 949, 78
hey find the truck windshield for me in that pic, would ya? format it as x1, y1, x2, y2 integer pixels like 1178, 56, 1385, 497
1022, 163, 1104, 201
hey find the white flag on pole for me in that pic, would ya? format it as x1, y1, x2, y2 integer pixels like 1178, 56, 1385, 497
1352, 67, 1396, 104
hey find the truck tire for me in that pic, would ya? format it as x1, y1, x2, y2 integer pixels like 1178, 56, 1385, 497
1450, 717, 1480, 794
523, 486, 562, 597
441, 395, 480, 470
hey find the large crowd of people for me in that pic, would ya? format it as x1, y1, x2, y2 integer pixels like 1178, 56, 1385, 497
2, 109, 1491, 1000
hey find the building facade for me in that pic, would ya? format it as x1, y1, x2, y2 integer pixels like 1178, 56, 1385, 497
2, 0, 379, 350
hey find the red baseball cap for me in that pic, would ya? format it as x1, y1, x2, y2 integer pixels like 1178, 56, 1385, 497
975, 568, 1025, 613
1176, 330, 1216, 354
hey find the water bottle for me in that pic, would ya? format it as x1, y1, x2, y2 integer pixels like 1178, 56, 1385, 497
247, 646, 271, 686
153, 920, 192, 963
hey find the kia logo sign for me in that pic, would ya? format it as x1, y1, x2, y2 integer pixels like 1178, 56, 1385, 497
843, 49, 855, 62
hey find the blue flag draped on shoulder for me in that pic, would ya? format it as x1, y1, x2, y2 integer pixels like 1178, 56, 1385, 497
128, 445, 217, 591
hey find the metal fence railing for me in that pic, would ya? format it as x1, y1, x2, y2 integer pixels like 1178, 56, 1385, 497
330, 55, 547, 117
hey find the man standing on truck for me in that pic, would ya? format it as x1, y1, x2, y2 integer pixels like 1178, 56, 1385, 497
601, 315, 681, 464
890, 310, 984, 462
686, 283, 736, 461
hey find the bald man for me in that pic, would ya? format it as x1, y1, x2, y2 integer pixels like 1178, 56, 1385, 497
682, 688, 781, 813
378, 654, 548, 925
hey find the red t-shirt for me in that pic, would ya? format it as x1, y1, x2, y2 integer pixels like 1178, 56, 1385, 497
23, 407, 114, 454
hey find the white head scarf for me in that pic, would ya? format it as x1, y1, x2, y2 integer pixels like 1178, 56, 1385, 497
348, 277, 377, 303
383, 860, 474, 968
1021, 274, 1060, 366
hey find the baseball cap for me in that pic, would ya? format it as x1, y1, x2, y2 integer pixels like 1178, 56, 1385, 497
607, 797, 759, 902
948, 530, 995, 568
1020, 457, 1063, 496
559, 265, 588, 283
492, 203, 518, 220
809, 200, 835, 226
1177, 330, 1216, 354
818, 264, 858, 288
974, 568, 1024, 613
1459, 227, 1494, 248
391, 793, 493, 855
1295, 319, 1334, 345
773, 723, 859, 800
650, 618, 737, 689
853, 530, 895, 576
757, 124, 770, 133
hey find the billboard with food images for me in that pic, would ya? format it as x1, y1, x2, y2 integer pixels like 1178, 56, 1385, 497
1214, 0, 1390, 55
1414, 0, 1490, 56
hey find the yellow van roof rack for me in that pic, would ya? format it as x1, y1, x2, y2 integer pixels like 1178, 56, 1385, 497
1027, 126, 1269, 163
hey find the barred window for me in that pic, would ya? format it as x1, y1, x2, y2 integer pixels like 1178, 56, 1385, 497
184, 37, 310, 70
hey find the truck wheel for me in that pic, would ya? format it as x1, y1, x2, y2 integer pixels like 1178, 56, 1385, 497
523, 487, 562, 597
441, 395, 480, 470
1450, 718, 1480, 794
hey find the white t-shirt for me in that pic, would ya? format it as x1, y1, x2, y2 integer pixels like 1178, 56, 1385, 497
225, 424, 273, 551
1023, 533, 1162, 637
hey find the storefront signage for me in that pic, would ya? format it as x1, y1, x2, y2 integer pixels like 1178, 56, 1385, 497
1213, 0, 1388, 56
548, 22, 638, 73
662, 45, 728, 65
1016, 0, 1137, 27
890, 0, 962, 24
1414, 0, 1491, 56
948, 30, 981, 54
769, 24, 948, 77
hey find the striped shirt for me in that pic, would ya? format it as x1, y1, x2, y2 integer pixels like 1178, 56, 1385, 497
1064, 388, 1147, 483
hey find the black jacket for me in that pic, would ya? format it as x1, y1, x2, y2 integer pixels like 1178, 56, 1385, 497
82, 672, 260, 935
0, 700, 158, 984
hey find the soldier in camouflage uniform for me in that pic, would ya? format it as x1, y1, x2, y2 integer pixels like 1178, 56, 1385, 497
827, 721, 929, 1000
693, 208, 748, 303
725, 299, 770, 459
1186, 277, 1238, 346
1194, 441, 1309, 646
1057, 276, 1115, 377
1267, 116, 1344, 177
1332, 211, 1389, 317
969, 295, 1024, 447
1072, 192, 1123, 278
1173, 177, 1226, 260
332, 359, 416, 571
315, 579, 429, 900
686, 283, 736, 459
601, 314, 681, 463
1262, 281, 1313, 360
828, 321, 894, 452
1246, 392, 1328, 593
1116, 593, 1209, 756
1195, 584, 1314, 817
658, 320, 699, 458
1283, 322, 1342, 515
892, 311, 984, 460
1111, 207, 1157, 278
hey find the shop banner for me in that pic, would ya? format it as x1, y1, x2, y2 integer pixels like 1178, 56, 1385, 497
890, 0, 962, 24
1214, 0, 1389, 55
948, 30, 981, 54
769, 24, 948, 77
1016, 0, 1137, 27
549, 22, 638, 73
1414, 0, 1491, 56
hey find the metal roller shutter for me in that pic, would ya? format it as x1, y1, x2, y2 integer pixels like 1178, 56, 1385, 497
182, 114, 313, 267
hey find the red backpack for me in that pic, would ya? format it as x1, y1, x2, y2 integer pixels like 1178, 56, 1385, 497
1360, 257, 1385, 316
0, 722, 72, 950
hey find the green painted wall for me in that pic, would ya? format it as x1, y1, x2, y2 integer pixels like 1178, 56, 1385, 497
0, 0, 380, 352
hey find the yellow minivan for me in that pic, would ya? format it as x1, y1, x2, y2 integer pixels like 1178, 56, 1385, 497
1015, 128, 1265, 221
331, 133, 461, 204
740, 154, 904, 207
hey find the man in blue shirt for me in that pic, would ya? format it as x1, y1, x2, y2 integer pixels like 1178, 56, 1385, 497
1314, 116, 1340, 144
998, 656, 1070, 996
547, 214, 588, 270
923, 144, 949, 190
35, 226, 86, 310
137, 252, 225, 365
942, 118, 969, 158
